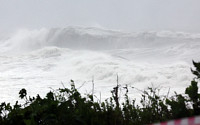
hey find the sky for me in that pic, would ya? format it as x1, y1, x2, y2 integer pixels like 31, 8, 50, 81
0, 0, 200, 33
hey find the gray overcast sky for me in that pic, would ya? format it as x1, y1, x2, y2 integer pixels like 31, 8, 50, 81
0, 0, 200, 32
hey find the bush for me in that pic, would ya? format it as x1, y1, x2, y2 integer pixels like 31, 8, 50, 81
0, 62, 199, 125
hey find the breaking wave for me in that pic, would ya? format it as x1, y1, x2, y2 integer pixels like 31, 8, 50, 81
0, 26, 200, 103
1, 26, 200, 54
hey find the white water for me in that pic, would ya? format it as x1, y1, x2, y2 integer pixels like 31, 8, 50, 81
0, 26, 200, 103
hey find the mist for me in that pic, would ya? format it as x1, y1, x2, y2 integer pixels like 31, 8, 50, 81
0, 0, 200, 32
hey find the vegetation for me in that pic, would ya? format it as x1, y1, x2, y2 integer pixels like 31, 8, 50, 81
0, 61, 200, 125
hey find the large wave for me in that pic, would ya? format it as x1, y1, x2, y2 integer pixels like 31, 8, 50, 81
1, 26, 200, 53
0, 26, 200, 103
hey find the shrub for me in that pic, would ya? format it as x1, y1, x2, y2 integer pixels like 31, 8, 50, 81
0, 61, 199, 125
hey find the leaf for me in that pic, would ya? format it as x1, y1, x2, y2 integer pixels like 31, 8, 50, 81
19, 88, 27, 99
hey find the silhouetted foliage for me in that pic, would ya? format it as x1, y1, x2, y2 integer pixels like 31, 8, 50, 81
0, 61, 199, 125
191, 60, 200, 79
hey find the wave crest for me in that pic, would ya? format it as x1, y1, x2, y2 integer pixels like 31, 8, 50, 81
1, 26, 200, 53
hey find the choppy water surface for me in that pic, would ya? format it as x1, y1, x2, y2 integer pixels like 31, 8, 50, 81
0, 27, 200, 103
